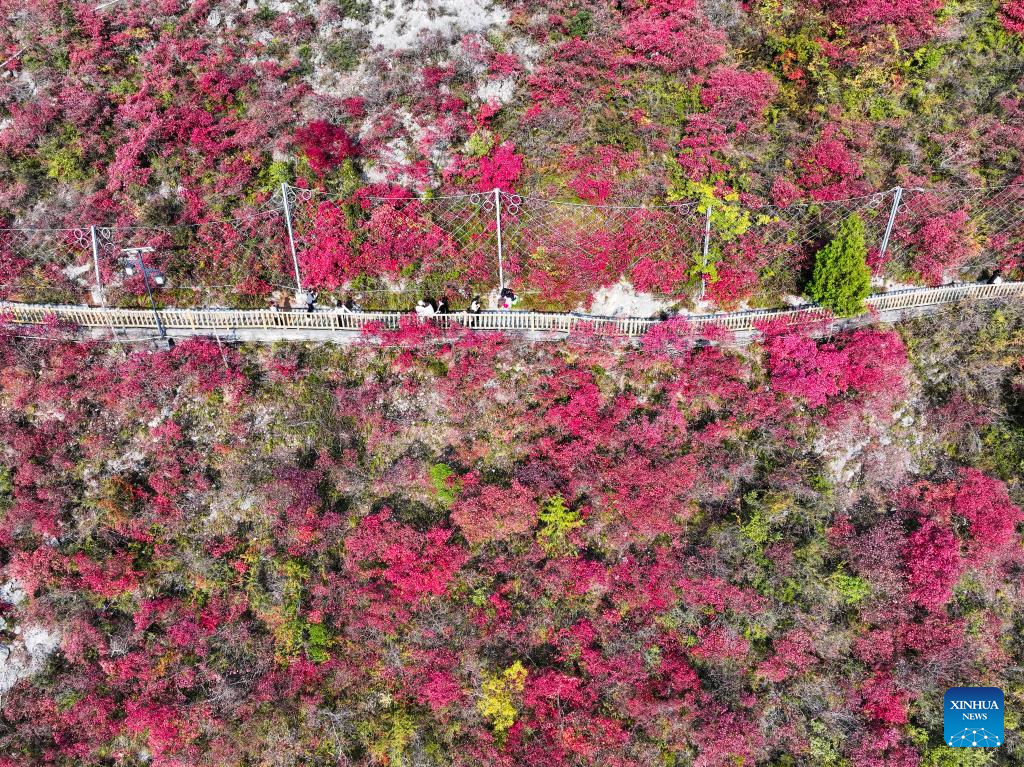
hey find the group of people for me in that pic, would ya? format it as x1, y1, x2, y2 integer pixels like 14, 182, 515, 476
267, 287, 521, 317
267, 290, 321, 314
268, 292, 363, 313
415, 288, 519, 315
414, 296, 451, 316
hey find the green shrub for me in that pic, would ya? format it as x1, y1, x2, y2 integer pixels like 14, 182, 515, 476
324, 37, 362, 72
465, 129, 495, 158
806, 213, 872, 317
739, 490, 787, 548
828, 568, 870, 605
478, 661, 527, 737
537, 494, 583, 555
0, 465, 11, 516
362, 708, 415, 767
980, 425, 1024, 481
40, 127, 88, 182
567, 9, 592, 38
303, 622, 331, 663
255, 5, 278, 22
336, 0, 370, 21
920, 745, 995, 767
429, 463, 460, 507
807, 721, 849, 767
250, 159, 291, 199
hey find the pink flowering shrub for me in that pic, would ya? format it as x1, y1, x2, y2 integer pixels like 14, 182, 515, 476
1002, 0, 1024, 32
797, 126, 868, 201
700, 68, 779, 127
953, 469, 1023, 557
344, 512, 467, 603
822, 0, 946, 44
475, 141, 524, 192
758, 323, 907, 408
414, 667, 464, 712
294, 121, 357, 175
450, 476, 538, 544
905, 207, 977, 284
299, 201, 356, 289
756, 629, 817, 682
618, 0, 725, 73
860, 672, 911, 725
358, 196, 456, 276
903, 518, 963, 610
675, 113, 731, 181
898, 469, 1022, 611
705, 234, 773, 305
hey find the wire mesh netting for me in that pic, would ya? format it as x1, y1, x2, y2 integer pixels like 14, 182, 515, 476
745, 191, 893, 256
93, 204, 292, 308
722, 191, 895, 298
0, 227, 95, 303
287, 186, 500, 309
887, 184, 1024, 283
979, 184, 1024, 274
1, 183, 1023, 310
500, 195, 704, 305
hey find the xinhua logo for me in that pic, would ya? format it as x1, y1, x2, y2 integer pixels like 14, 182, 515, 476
944, 687, 1004, 748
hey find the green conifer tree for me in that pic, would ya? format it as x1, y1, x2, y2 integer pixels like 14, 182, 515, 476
806, 213, 872, 316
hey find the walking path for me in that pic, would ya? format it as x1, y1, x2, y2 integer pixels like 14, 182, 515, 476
1, 282, 1021, 345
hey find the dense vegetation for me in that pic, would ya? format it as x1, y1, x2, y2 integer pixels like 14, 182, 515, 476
3, 3, 1024, 765
2, 1, 1024, 309
1, 301, 1022, 766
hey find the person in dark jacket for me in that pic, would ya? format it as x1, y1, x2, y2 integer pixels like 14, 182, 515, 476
499, 287, 518, 310
468, 294, 482, 314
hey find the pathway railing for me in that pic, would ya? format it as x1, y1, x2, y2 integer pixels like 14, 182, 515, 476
1, 282, 1021, 340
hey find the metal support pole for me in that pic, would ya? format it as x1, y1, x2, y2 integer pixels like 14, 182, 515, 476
879, 186, 903, 261
89, 225, 105, 306
700, 205, 712, 301
280, 183, 304, 301
494, 188, 504, 291
135, 249, 165, 341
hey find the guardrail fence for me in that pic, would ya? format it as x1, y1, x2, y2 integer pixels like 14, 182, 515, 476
3, 281, 1021, 340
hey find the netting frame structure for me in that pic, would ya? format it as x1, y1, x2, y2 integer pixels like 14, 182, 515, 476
2, 182, 1024, 309
285, 184, 506, 308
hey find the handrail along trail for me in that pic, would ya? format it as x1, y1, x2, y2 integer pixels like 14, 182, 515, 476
1, 282, 1022, 341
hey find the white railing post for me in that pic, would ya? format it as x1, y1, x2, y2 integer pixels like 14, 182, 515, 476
494, 188, 504, 291
700, 205, 712, 301
89, 226, 105, 306
280, 183, 306, 302
879, 186, 903, 261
